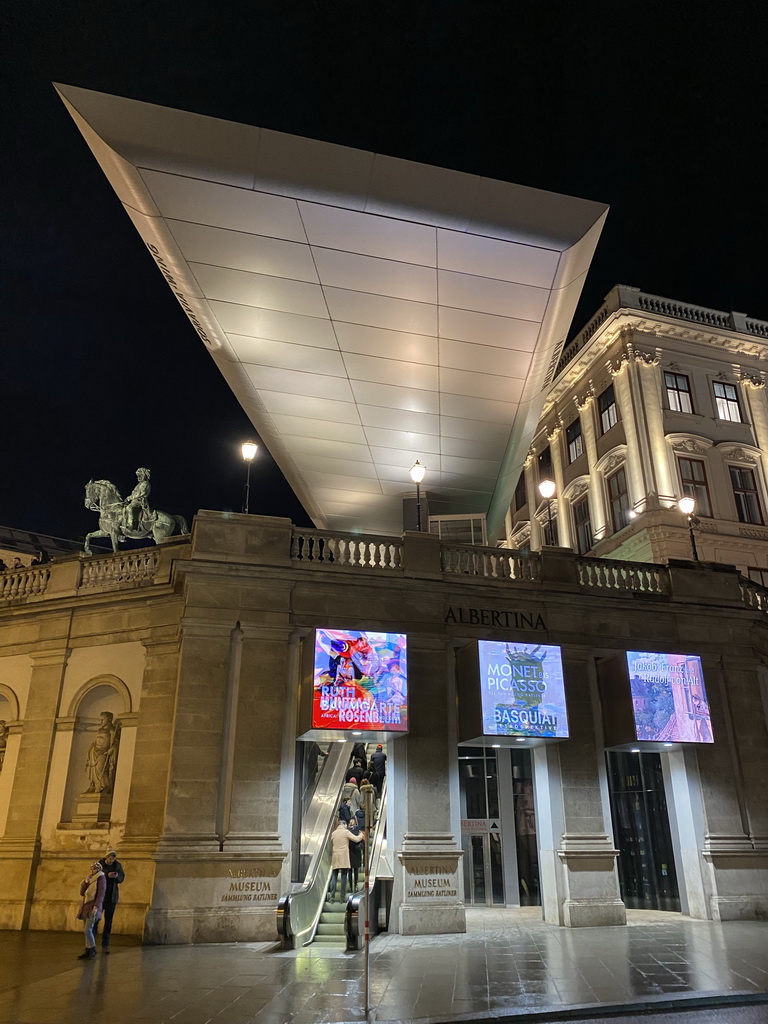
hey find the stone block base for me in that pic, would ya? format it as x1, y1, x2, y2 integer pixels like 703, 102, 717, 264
144, 906, 280, 944
562, 897, 627, 927
398, 902, 465, 935
710, 895, 768, 921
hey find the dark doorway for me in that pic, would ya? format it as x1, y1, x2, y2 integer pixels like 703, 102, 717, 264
607, 751, 680, 911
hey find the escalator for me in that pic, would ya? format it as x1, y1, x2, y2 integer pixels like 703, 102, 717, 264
277, 743, 391, 950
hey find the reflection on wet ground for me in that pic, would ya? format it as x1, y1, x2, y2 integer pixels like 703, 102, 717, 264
1, 908, 767, 1024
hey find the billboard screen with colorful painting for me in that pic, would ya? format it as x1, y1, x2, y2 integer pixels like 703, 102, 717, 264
626, 651, 713, 743
477, 641, 569, 738
311, 629, 408, 732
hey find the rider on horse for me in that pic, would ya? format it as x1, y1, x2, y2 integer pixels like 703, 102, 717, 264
125, 468, 153, 531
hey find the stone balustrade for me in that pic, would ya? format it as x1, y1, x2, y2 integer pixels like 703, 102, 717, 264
442, 544, 540, 581
290, 528, 403, 570
0, 567, 51, 602
79, 549, 160, 588
577, 557, 667, 594
739, 576, 768, 613
556, 284, 768, 378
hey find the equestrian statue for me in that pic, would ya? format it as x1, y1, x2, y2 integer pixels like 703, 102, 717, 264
84, 468, 189, 554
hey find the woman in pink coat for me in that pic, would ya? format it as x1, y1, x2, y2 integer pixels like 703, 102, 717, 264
77, 860, 106, 960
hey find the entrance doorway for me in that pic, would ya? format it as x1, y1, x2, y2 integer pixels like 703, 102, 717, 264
458, 746, 540, 907
607, 751, 680, 911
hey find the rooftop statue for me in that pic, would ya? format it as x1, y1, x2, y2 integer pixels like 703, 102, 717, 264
84, 468, 189, 554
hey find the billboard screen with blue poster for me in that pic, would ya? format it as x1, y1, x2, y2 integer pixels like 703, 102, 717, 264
477, 641, 569, 738
626, 651, 713, 743
311, 629, 408, 732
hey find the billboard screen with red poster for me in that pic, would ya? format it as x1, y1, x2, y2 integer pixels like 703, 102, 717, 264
311, 629, 408, 732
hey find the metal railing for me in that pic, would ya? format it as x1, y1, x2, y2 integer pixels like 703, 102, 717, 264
577, 557, 667, 594
291, 529, 403, 570
442, 544, 540, 581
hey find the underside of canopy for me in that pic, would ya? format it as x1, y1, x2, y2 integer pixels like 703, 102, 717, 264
56, 83, 608, 539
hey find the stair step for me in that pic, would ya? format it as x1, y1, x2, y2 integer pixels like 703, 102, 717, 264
313, 936, 347, 945
316, 922, 344, 935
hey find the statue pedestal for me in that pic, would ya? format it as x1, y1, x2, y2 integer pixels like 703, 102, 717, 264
70, 791, 112, 828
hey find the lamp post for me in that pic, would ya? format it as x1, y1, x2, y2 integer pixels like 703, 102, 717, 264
678, 495, 699, 561
241, 441, 258, 514
539, 479, 556, 546
409, 460, 426, 531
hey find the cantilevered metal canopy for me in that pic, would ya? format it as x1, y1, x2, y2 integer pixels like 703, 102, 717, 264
57, 84, 608, 538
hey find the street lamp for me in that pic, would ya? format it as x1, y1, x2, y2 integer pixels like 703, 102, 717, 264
409, 460, 426, 531
678, 495, 699, 561
538, 479, 556, 546
241, 441, 258, 514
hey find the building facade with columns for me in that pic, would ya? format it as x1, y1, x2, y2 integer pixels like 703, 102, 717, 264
0, 511, 767, 944
507, 285, 768, 575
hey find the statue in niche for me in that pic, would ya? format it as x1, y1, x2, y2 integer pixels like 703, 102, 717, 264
0, 720, 7, 771
84, 711, 119, 794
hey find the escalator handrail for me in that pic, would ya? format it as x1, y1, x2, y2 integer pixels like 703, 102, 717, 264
277, 742, 351, 946
345, 777, 388, 947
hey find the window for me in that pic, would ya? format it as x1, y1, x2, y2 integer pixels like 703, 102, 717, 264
678, 457, 712, 517
665, 372, 693, 413
730, 466, 763, 525
514, 473, 527, 511
607, 466, 630, 533
598, 384, 618, 434
573, 495, 593, 554
538, 446, 553, 481
747, 567, 768, 588
566, 418, 583, 463
429, 514, 488, 545
713, 381, 742, 422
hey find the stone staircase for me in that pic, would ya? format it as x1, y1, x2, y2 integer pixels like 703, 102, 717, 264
313, 898, 347, 948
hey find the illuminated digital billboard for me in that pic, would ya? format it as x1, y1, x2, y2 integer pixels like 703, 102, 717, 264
311, 629, 408, 732
626, 651, 713, 743
477, 641, 569, 738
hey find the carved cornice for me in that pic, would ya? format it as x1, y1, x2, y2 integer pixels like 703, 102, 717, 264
595, 445, 628, 476
546, 418, 563, 442
740, 372, 765, 389
718, 445, 759, 465
668, 435, 713, 456
575, 382, 596, 411
634, 348, 660, 367
523, 449, 535, 469
563, 477, 590, 502
607, 353, 629, 377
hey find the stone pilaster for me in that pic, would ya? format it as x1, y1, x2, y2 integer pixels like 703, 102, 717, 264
578, 395, 608, 541
695, 655, 768, 920
630, 341, 677, 507
0, 648, 69, 929
536, 650, 625, 927
394, 636, 464, 935
611, 356, 646, 510
549, 427, 571, 548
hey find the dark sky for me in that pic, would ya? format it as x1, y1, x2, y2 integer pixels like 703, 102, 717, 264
3, 2, 767, 543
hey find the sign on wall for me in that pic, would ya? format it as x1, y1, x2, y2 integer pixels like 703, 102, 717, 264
311, 629, 408, 732
626, 652, 713, 743
477, 641, 569, 738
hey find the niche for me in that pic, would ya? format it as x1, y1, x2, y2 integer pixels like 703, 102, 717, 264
60, 679, 128, 828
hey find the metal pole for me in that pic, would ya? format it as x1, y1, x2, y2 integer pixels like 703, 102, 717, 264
688, 516, 699, 561
243, 461, 251, 515
361, 779, 374, 1018
416, 482, 422, 532
546, 498, 553, 546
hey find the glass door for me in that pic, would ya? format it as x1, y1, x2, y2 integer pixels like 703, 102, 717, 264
607, 751, 680, 911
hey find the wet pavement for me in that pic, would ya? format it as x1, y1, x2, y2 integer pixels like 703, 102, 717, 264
1, 908, 767, 1024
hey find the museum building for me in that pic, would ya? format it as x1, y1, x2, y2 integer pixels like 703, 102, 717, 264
0, 87, 766, 945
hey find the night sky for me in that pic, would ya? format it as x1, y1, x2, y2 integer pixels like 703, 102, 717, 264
3, 3, 767, 544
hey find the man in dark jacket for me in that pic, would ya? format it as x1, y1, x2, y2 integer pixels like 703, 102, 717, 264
96, 849, 125, 953
369, 745, 386, 795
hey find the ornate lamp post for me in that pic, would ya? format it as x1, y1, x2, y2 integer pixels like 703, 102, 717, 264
539, 479, 556, 546
409, 461, 426, 532
678, 495, 699, 561
241, 441, 258, 514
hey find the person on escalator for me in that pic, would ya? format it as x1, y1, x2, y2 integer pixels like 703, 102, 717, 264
345, 758, 365, 783
348, 822, 364, 892
328, 818, 364, 903
341, 777, 363, 814
351, 742, 367, 768
369, 745, 386, 795
339, 798, 352, 824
